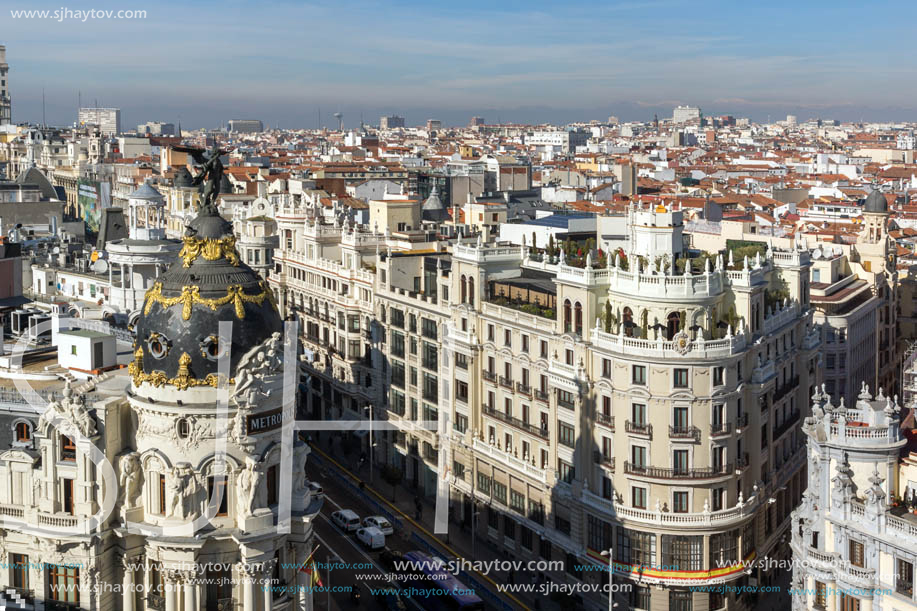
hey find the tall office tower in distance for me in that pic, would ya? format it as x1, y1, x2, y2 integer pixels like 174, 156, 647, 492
227, 119, 264, 134
380, 115, 405, 129
0, 45, 10, 125
673, 105, 701, 124
78, 107, 122, 135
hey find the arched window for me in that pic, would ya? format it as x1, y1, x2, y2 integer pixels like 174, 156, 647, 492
461, 275, 467, 304
145, 458, 167, 516
574, 302, 583, 335
623, 307, 634, 337
563, 299, 572, 333
60, 434, 76, 462
468, 277, 475, 306
666, 312, 681, 341
14, 421, 31, 443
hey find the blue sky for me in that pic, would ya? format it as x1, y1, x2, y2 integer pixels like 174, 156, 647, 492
2, 0, 916, 128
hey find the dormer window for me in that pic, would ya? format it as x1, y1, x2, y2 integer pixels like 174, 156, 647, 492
15, 421, 31, 443
200, 335, 221, 360
60, 435, 76, 461
147, 333, 169, 359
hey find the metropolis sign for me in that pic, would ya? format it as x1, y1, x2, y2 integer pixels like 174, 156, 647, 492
247, 407, 284, 434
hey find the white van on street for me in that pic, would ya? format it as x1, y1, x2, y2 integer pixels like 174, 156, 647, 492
356, 526, 385, 550
331, 509, 361, 532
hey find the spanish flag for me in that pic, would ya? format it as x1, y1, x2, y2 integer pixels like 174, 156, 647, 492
299, 546, 323, 588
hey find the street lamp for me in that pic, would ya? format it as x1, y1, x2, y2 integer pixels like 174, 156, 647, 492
599, 548, 618, 610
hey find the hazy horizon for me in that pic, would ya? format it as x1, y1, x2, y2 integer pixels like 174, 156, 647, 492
3, 0, 917, 129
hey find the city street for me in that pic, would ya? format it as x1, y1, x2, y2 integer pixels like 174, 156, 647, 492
310, 494, 419, 611
305, 441, 528, 611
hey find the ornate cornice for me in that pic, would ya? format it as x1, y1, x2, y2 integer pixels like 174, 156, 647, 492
128, 348, 229, 391
178, 235, 240, 267
142, 281, 277, 321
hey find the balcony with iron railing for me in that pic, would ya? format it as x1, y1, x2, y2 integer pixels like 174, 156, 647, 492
710, 422, 733, 438
147, 593, 165, 610
736, 453, 750, 471
4, 588, 33, 608
625, 421, 652, 438
773, 411, 801, 439
624, 462, 733, 480
483, 406, 550, 440
773, 376, 800, 402
669, 425, 701, 443
597, 412, 615, 430
499, 376, 514, 390
736, 413, 749, 429
534, 389, 549, 403
594, 451, 615, 471
483, 370, 497, 383
516, 382, 532, 397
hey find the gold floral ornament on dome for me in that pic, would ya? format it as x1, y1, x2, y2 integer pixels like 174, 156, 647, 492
178, 235, 240, 267
128, 347, 230, 390
142, 281, 277, 321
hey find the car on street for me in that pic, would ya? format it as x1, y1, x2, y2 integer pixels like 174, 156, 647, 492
379, 549, 404, 572
375, 591, 408, 610
331, 509, 361, 532
356, 526, 386, 550
362, 515, 394, 535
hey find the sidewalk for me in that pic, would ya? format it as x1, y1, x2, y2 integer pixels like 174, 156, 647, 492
314, 434, 566, 611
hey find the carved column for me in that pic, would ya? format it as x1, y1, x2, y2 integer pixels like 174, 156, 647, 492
262, 560, 275, 611
241, 563, 257, 611
164, 570, 180, 611
296, 565, 309, 610
182, 569, 198, 611
122, 556, 136, 611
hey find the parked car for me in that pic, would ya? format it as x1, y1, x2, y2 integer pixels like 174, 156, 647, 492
308, 482, 324, 497
331, 509, 361, 532
379, 549, 404, 572
356, 526, 385, 550
362, 515, 394, 535
375, 591, 408, 610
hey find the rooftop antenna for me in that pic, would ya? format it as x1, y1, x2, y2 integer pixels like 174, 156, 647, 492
42, 88, 46, 128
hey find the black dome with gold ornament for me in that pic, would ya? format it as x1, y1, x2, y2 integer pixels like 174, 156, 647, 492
129, 206, 282, 390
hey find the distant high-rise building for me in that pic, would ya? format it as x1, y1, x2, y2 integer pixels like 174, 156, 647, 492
79, 107, 121, 135
673, 105, 701, 124
468, 116, 485, 127
618, 162, 637, 196
426, 119, 442, 132
227, 119, 263, 133
0, 45, 9, 125
527, 129, 589, 153
380, 115, 405, 129
136, 121, 176, 136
